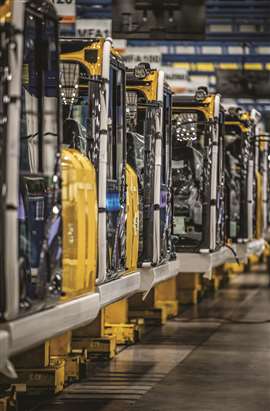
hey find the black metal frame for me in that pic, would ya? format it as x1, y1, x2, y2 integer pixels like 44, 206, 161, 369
171, 99, 225, 253
224, 115, 254, 242
0, 0, 62, 319
0, 19, 10, 317
60, 41, 128, 278
126, 76, 173, 266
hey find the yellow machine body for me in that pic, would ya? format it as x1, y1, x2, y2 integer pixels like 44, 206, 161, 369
244, 112, 264, 240
225, 113, 264, 241
0, 0, 12, 22
61, 38, 139, 280
126, 69, 159, 101
126, 164, 139, 271
61, 148, 97, 297
60, 37, 121, 77
224, 121, 249, 135
174, 94, 216, 120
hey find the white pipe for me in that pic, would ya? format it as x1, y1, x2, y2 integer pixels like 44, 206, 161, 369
214, 94, 221, 121
210, 145, 218, 250
261, 142, 268, 233
153, 133, 162, 264
4, 1, 25, 320
262, 145, 268, 234
254, 139, 259, 173
152, 71, 164, 264
250, 108, 261, 124
97, 38, 112, 284
247, 159, 254, 239
157, 70, 164, 103
209, 95, 220, 251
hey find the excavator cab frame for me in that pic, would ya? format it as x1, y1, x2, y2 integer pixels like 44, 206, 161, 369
224, 108, 254, 242
126, 63, 173, 267
0, 0, 62, 321
171, 87, 225, 253
60, 38, 139, 284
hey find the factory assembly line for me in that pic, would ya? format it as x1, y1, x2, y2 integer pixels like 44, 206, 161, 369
0, 1, 270, 409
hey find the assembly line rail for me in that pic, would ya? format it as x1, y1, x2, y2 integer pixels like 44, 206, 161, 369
175, 246, 235, 273
0, 239, 264, 374
235, 238, 265, 262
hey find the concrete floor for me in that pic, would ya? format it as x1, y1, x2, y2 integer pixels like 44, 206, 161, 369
38, 269, 270, 411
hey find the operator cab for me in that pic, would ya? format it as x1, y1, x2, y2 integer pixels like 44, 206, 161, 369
60, 38, 139, 283
172, 87, 225, 255
126, 63, 173, 267
0, 0, 62, 321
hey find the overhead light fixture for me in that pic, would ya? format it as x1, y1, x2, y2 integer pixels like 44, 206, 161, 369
195, 86, 208, 101
134, 63, 151, 80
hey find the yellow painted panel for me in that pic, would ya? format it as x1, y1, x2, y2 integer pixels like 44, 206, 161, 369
173, 63, 190, 70
104, 299, 128, 324
244, 63, 263, 70
173, 94, 216, 120
0, 0, 12, 22
155, 277, 177, 301
61, 148, 97, 297
127, 69, 159, 101
126, 164, 139, 271
61, 39, 104, 77
219, 63, 238, 70
61, 39, 122, 78
196, 63, 214, 72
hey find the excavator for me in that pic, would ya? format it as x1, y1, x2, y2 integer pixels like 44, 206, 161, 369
0, 0, 62, 321
60, 37, 139, 284
250, 109, 266, 241
0, 19, 139, 377
224, 107, 255, 243
126, 62, 174, 267
224, 107, 268, 269
171, 87, 225, 254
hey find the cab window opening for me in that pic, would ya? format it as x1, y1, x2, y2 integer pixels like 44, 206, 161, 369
20, 12, 58, 175
18, 9, 61, 310
108, 65, 125, 183
171, 109, 208, 248
162, 92, 172, 185
60, 59, 104, 165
